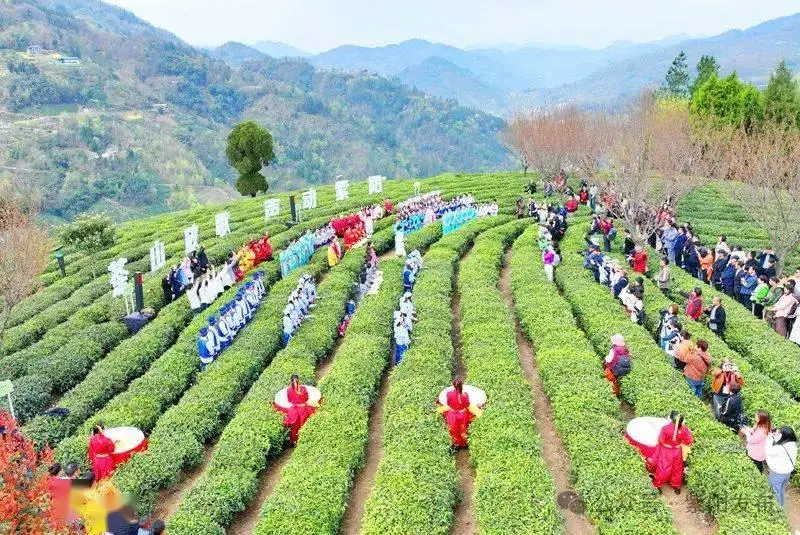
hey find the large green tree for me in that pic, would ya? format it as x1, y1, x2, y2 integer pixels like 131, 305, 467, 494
690, 73, 764, 131
661, 51, 690, 98
763, 60, 800, 127
690, 55, 720, 97
57, 213, 116, 278
226, 121, 275, 197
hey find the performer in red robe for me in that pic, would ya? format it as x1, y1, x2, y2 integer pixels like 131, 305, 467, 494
88, 424, 116, 481
565, 196, 579, 213
648, 412, 693, 492
257, 234, 273, 262
438, 379, 480, 448
283, 375, 318, 444
343, 225, 363, 251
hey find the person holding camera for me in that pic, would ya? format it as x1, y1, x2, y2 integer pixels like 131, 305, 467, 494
660, 316, 682, 359
711, 359, 745, 422
765, 426, 798, 507
742, 410, 772, 473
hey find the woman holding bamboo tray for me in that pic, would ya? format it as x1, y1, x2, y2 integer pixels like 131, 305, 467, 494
437, 379, 486, 448
274, 375, 321, 444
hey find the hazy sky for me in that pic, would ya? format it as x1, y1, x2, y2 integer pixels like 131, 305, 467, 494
107, 0, 800, 53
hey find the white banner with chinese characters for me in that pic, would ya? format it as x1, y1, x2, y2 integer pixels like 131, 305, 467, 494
368, 175, 384, 195
264, 198, 280, 220
302, 188, 317, 210
335, 180, 349, 201
215, 211, 231, 237
108, 258, 129, 297
149, 241, 166, 272
184, 224, 199, 254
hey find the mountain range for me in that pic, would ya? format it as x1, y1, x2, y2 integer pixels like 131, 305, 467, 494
0, 0, 509, 223
260, 14, 800, 112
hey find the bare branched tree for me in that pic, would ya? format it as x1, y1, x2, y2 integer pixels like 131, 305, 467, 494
502, 112, 535, 176
0, 188, 49, 354
727, 124, 800, 275
569, 110, 613, 181
528, 106, 579, 181
602, 95, 704, 243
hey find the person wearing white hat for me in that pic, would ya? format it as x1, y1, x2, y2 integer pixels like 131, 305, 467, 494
400, 292, 416, 321
393, 317, 411, 365
282, 312, 294, 346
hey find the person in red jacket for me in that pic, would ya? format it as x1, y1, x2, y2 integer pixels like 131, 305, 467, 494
565, 196, 579, 213
281, 375, 319, 443
632, 245, 649, 274
685, 287, 704, 320
579, 186, 589, 205
255, 234, 273, 263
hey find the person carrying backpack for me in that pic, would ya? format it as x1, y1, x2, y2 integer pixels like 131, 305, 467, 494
604, 334, 631, 397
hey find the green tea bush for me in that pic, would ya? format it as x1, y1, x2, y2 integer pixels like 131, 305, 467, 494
115, 243, 362, 516
361, 216, 509, 535
252, 220, 499, 534
510, 226, 675, 534
0, 322, 128, 422
250, 259, 404, 535
555, 226, 789, 535
458, 220, 562, 534
165, 224, 445, 532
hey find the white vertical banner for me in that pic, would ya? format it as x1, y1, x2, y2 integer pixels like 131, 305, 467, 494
108, 258, 129, 297
302, 188, 317, 210
335, 180, 350, 201
368, 175, 384, 195
215, 211, 231, 237
264, 198, 280, 220
149, 241, 166, 272
184, 224, 199, 254
414, 181, 421, 196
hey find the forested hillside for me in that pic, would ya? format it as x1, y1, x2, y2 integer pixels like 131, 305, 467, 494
0, 0, 509, 223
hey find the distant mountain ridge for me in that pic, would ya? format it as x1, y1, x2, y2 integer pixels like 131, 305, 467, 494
298, 15, 800, 112
398, 57, 508, 114
528, 12, 800, 107
251, 40, 309, 58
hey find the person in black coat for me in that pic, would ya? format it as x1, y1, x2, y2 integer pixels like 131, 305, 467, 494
197, 246, 209, 273
161, 272, 173, 303
715, 383, 744, 431
705, 296, 726, 336
744, 251, 761, 276
623, 230, 636, 257
757, 249, 778, 278
612, 272, 629, 299
712, 253, 729, 289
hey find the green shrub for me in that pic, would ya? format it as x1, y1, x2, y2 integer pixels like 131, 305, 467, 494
114, 245, 359, 514
458, 220, 562, 534
510, 226, 675, 534
361, 216, 509, 535
555, 225, 789, 534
